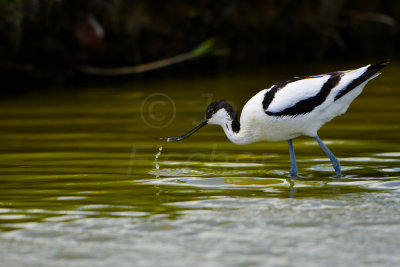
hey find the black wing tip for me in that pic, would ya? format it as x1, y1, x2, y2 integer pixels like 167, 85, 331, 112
379, 59, 390, 65
370, 59, 390, 70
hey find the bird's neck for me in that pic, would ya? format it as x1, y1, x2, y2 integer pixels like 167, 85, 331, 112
208, 105, 253, 144
220, 118, 250, 145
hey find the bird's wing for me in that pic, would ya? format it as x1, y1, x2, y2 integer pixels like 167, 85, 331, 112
333, 60, 388, 101
263, 60, 388, 116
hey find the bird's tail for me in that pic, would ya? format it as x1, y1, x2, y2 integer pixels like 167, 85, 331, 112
368, 59, 390, 75
335, 59, 389, 101
362, 59, 389, 82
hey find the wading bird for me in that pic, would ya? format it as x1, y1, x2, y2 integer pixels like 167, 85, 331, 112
162, 61, 389, 176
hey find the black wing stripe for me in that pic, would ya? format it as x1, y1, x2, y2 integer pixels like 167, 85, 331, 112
262, 76, 321, 110
266, 73, 341, 117
334, 60, 389, 101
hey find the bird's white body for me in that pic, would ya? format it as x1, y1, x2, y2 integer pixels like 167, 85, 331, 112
215, 64, 380, 144
164, 60, 388, 176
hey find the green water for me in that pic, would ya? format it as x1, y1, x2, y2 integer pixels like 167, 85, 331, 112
1, 63, 400, 266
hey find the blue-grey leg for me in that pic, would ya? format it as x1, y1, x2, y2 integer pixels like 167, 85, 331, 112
288, 139, 298, 176
314, 136, 341, 176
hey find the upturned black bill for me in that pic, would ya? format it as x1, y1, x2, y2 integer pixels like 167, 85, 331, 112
160, 120, 208, 142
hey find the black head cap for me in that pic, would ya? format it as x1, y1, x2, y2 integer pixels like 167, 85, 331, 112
205, 100, 240, 133
206, 100, 236, 119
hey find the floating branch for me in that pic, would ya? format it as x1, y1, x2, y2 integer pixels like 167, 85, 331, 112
76, 38, 228, 76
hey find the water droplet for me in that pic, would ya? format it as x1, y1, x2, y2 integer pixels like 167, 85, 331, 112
154, 146, 162, 177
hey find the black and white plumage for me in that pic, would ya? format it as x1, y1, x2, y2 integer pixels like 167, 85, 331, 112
162, 60, 389, 176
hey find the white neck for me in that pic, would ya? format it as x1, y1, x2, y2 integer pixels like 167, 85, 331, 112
207, 108, 253, 145
221, 122, 246, 144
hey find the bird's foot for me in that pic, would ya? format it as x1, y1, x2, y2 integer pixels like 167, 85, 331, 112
289, 167, 298, 178
332, 158, 341, 177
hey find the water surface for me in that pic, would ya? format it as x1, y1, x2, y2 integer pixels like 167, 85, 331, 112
1, 62, 400, 266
